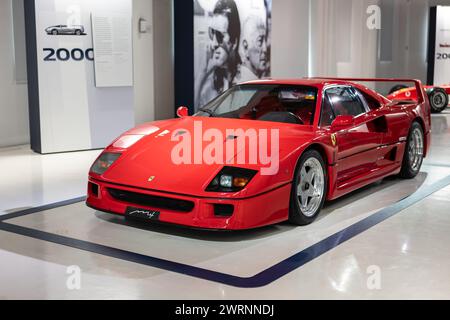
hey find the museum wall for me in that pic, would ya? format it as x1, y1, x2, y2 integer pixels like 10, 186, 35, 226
0, 0, 29, 148
308, 0, 450, 93
0, 0, 174, 148
133, 0, 156, 124
271, 0, 310, 78
3, 0, 450, 149
133, 0, 174, 123
153, 0, 175, 120
376, 0, 450, 92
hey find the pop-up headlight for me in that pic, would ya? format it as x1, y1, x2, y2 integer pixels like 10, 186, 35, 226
90, 153, 121, 175
206, 167, 258, 192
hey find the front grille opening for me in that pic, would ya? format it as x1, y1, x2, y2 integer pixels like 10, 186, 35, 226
214, 204, 234, 217
89, 182, 99, 197
108, 188, 194, 212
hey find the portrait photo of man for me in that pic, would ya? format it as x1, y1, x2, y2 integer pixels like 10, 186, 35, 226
237, 15, 268, 83
194, 0, 272, 110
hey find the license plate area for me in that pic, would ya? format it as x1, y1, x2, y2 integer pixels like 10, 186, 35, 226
125, 207, 160, 221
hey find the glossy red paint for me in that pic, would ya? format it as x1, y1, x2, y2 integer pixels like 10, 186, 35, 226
87, 78, 431, 230
387, 84, 450, 104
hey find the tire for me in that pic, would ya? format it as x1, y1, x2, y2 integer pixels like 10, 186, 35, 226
399, 121, 424, 179
389, 84, 408, 95
75, 30, 82, 35
289, 149, 328, 226
52, 29, 58, 35
427, 88, 448, 113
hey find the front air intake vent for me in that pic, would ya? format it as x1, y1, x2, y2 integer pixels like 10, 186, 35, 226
214, 204, 234, 217
108, 188, 194, 212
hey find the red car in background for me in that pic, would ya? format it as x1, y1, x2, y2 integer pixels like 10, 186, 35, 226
86, 78, 431, 230
387, 84, 449, 113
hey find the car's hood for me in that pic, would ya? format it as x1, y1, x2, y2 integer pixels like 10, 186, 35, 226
100, 117, 315, 197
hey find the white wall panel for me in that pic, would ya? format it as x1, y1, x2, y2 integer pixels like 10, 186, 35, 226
133, 0, 156, 124
32, 0, 135, 153
271, 0, 310, 78
153, 0, 175, 120
0, 0, 29, 148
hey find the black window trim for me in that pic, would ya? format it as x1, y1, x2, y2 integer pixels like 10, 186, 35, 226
352, 87, 371, 113
320, 85, 369, 128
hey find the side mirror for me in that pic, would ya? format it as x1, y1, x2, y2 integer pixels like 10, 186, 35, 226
176, 106, 189, 118
331, 115, 354, 131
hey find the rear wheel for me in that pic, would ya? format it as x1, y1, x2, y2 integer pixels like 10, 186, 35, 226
389, 84, 408, 95
428, 88, 448, 113
75, 30, 82, 35
399, 121, 424, 179
289, 150, 328, 225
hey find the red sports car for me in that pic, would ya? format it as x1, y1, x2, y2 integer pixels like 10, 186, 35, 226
387, 84, 449, 113
86, 78, 431, 230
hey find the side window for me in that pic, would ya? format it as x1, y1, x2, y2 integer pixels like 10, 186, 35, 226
356, 89, 381, 110
320, 94, 335, 127
326, 87, 366, 117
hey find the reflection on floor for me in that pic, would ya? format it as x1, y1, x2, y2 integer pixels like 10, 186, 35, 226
0, 112, 450, 299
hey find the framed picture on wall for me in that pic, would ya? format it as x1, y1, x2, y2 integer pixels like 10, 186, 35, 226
193, 0, 272, 110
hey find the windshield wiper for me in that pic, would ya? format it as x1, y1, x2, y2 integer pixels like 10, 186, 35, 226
198, 108, 216, 117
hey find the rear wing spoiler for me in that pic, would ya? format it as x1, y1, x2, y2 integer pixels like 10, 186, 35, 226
311, 77, 427, 104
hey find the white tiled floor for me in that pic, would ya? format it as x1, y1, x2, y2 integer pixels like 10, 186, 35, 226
0, 146, 102, 214
1, 112, 450, 299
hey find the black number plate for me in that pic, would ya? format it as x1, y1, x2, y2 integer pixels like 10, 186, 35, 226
125, 207, 160, 221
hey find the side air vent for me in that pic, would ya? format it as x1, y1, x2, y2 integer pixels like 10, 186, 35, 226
386, 147, 397, 162
368, 116, 388, 133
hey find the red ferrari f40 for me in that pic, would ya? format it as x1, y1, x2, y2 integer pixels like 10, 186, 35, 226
87, 78, 431, 230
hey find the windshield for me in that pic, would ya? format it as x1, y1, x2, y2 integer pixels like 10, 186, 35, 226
195, 84, 318, 125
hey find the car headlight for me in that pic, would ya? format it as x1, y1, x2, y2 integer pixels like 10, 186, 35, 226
206, 167, 258, 192
90, 152, 121, 175
112, 134, 144, 149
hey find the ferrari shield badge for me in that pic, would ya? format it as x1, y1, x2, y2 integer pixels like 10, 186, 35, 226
148, 176, 156, 182
331, 134, 337, 147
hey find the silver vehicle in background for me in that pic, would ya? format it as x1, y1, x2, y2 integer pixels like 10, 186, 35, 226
45, 25, 85, 36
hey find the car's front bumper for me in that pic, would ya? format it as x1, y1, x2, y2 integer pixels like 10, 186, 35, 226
86, 178, 291, 230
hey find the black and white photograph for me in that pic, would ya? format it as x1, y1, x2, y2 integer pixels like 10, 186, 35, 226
194, 0, 272, 110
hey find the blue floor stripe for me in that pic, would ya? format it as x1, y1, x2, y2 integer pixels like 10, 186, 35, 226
0, 197, 86, 222
1, 176, 450, 288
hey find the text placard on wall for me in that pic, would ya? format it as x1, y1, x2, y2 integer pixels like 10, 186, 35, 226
91, 12, 133, 87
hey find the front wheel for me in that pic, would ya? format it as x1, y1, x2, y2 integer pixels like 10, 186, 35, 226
289, 150, 328, 226
428, 88, 448, 113
399, 121, 424, 179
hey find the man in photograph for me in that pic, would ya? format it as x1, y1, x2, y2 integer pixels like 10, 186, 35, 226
195, 0, 241, 109
237, 15, 269, 83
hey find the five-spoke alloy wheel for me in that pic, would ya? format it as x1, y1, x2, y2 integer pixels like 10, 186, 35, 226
289, 149, 327, 225
400, 121, 424, 179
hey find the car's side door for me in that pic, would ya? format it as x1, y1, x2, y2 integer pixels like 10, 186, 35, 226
321, 86, 384, 184
61, 25, 70, 34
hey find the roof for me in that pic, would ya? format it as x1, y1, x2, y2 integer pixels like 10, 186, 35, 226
239, 78, 354, 88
